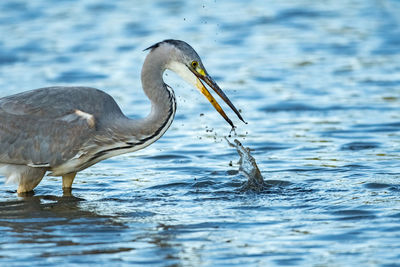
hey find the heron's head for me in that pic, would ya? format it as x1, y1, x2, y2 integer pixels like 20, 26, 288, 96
145, 39, 245, 128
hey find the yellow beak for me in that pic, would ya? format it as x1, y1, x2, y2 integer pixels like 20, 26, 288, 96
191, 69, 246, 128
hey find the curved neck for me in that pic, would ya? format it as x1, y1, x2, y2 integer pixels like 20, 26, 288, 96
104, 49, 176, 148
85, 49, 177, 166
138, 49, 176, 139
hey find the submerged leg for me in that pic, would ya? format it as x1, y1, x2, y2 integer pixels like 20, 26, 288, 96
16, 167, 46, 194
62, 172, 77, 189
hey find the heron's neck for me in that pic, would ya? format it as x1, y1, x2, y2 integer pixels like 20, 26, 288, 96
124, 51, 176, 144
82, 50, 177, 166
105, 50, 175, 150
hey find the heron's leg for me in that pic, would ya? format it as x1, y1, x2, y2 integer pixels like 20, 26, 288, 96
17, 168, 46, 194
62, 172, 77, 189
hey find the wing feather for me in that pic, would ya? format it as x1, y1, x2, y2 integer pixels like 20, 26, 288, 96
0, 111, 95, 167
0, 87, 124, 168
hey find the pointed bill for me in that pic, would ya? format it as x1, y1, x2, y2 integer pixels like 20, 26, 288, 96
194, 78, 235, 128
201, 74, 245, 123
191, 70, 246, 128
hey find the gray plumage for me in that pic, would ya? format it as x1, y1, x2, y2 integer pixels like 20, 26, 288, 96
0, 87, 120, 167
0, 39, 243, 193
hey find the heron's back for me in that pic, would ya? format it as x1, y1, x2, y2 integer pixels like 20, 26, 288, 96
0, 86, 124, 119
0, 87, 126, 169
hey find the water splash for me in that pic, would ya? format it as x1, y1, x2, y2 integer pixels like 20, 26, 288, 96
226, 138, 267, 192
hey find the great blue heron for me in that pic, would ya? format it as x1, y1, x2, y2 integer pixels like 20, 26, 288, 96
0, 39, 245, 194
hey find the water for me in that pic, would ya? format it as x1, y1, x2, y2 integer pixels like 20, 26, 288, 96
0, 0, 400, 265
226, 138, 267, 192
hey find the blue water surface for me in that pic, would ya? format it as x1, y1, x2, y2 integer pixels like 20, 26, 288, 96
0, 0, 400, 266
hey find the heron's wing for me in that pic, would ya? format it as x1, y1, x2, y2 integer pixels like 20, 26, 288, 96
0, 87, 124, 167
0, 86, 123, 118
0, 109, 96, 167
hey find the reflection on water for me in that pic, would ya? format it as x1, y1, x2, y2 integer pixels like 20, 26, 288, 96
0, 195, 130, 257
1, 0, 400, 266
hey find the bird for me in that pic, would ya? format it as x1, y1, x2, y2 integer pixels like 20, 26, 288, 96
0, 39, 245, 194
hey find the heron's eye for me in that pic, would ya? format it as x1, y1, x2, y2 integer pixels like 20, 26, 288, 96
191, 61, 198, 68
